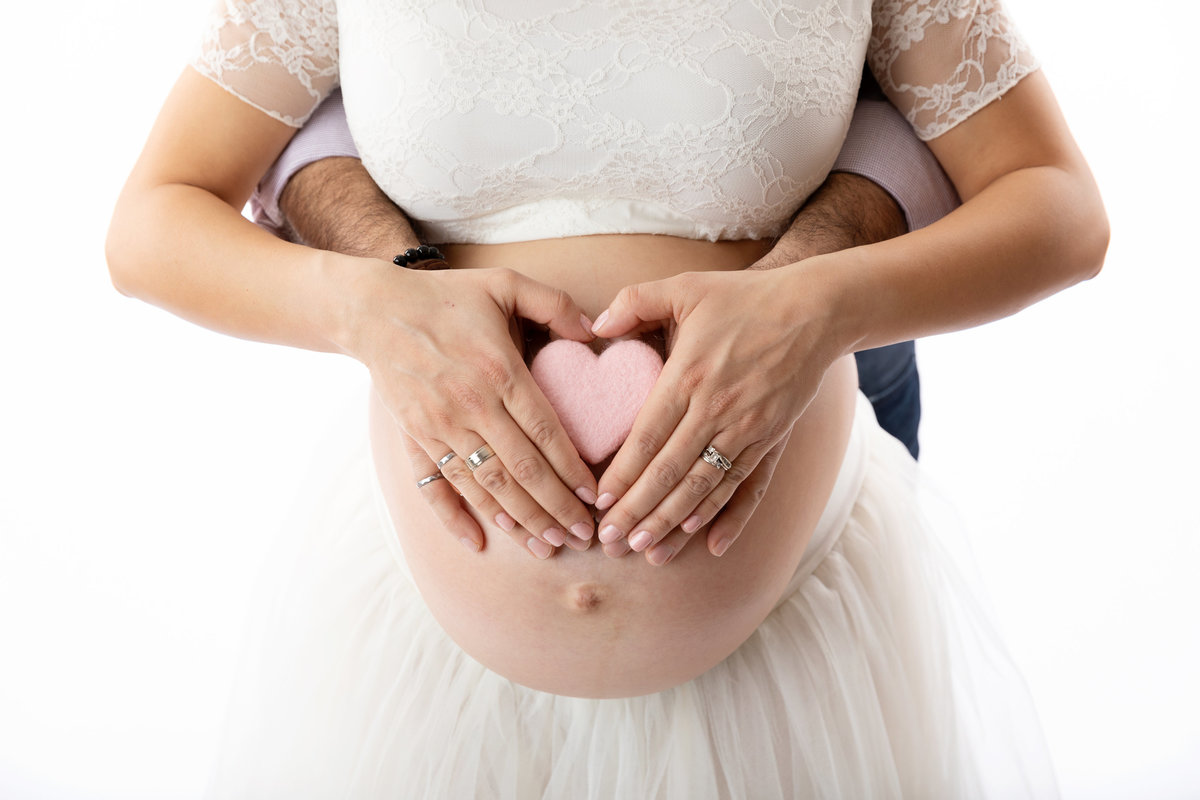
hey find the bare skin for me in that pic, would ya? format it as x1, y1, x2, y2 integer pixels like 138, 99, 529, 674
369, 234, 860, 697
107, 67, 1107, 699
280, 158, 906, 560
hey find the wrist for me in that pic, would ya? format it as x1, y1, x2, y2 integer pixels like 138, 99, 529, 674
775, 253, 868, 362
317, 250, 402, 360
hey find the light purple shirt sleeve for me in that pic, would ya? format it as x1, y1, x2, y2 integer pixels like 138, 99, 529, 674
250, 88, 360, 237
831, 98, 960, 231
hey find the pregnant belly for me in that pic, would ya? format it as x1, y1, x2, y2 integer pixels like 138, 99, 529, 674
369, 235, 858, 698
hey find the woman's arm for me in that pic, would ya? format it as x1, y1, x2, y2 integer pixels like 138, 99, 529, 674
107, 70, 601, 555
591, 69, 1108, 563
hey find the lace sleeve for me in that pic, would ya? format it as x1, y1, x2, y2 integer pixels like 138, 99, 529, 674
191, 0, 339, 128
868, 0, 1038, 141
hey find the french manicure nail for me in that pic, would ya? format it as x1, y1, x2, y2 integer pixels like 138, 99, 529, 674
713, 537, 732, 557
528, 538, 554, 559
580, 313, 594, 333
596, 492, 617, 511
494, 512, 516, 531
571, 522, 594, 540
460, 537, 481, 553
629, 530, 653, 552
599, 524, 624, 544
543, 528, 566, 547
591, 310, 609, 334
575, 486, 598, 505
564, 534, 590, 551
682, 515, 702, 533
647, 544, 674, 566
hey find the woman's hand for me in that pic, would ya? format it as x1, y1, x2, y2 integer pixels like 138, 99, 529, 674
347, 263, 600, 556
589, 267, 844, 564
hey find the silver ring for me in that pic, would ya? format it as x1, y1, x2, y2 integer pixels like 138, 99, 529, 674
436, 452, 457, 469
465, 445, 496, 472
700, 444, 732, 472
415, 472, 445, 489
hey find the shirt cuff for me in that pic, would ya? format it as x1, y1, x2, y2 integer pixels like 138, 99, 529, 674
832, 99, 960, 231
250, 88, 361, 236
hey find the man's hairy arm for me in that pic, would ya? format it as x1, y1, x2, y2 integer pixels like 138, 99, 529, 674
279, 157, 421, 258
280, 159, 905, 266
751, 172, 907, 270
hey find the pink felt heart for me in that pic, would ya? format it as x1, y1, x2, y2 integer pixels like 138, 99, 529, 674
530, 339, 664, 464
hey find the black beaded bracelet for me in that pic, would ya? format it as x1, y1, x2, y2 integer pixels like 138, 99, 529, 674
392, 245, 448, 270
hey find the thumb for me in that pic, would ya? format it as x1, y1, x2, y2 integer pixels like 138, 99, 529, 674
591, 277, 681, 338
501, 270, 595, 342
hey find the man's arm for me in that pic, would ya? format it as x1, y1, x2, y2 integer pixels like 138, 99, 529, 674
258, 78, 959, 264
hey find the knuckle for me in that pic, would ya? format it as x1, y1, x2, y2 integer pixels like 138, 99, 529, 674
509, 454, 543, 484
549, 497, 579, 522
526, 416, 559, 450
475, 465, 511, 494
726, 462, 755, 484
683, 470, 718, 498
649, 459, 681, 490
632, 430, 663, 460
474, 354, 514, 392
440, 461, 471, 485
490, 267, 518, 290
705, 385, 743, 418
547, 288, 571, 315
439, 376, 487, 413
677, 363, 708, 394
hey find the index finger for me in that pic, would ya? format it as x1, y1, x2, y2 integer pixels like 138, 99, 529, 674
593, 366, 690, 537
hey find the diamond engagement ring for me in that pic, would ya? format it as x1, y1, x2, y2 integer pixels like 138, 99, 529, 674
465, 445, 496, 472
700, 444, 733, 471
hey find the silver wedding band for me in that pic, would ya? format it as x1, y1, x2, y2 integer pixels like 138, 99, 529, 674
465, 445, 496, 472
415, 472, 445, 489
437, 452, 458, 469
700, 444, 733, 472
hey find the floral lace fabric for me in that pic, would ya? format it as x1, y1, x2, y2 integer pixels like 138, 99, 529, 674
869, 0, 1038, 140
192, 0, 1036, 243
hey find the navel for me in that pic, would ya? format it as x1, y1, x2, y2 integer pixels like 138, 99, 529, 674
565, 582, 608, 612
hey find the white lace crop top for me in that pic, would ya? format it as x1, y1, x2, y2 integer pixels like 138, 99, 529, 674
193, 0, 1036, 244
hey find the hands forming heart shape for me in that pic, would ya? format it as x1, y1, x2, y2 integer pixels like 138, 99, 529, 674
529, 339, 664, 465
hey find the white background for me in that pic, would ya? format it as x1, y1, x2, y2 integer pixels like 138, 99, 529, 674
1, 1, 1197, 797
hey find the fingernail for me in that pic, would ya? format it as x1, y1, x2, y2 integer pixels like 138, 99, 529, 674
527, 538, 554, 559
494, 512, 516, 532
571, 522, 594, 541
682, 515, 702, 533
647, 543, 674, 566
591, 310, 609, 334
579, 313, 594, 334
564, 534, 590, 551
460, 537, 481, 553
543, 528, 566, 547
596, 492, 617, 511
629, 530, 653, 552
713, 537, 732, 557
599, 524, 624, 544
605, 539, 631, 558
575, 486, 598, 505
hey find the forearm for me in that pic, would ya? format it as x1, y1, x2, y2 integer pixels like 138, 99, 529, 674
108, 179, 378, 357
751, 172, 907, 270
280, 156, 422, 259
805, 162, 1106, 357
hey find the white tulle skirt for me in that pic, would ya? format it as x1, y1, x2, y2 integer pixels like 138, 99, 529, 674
205, 396, 1058, 799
